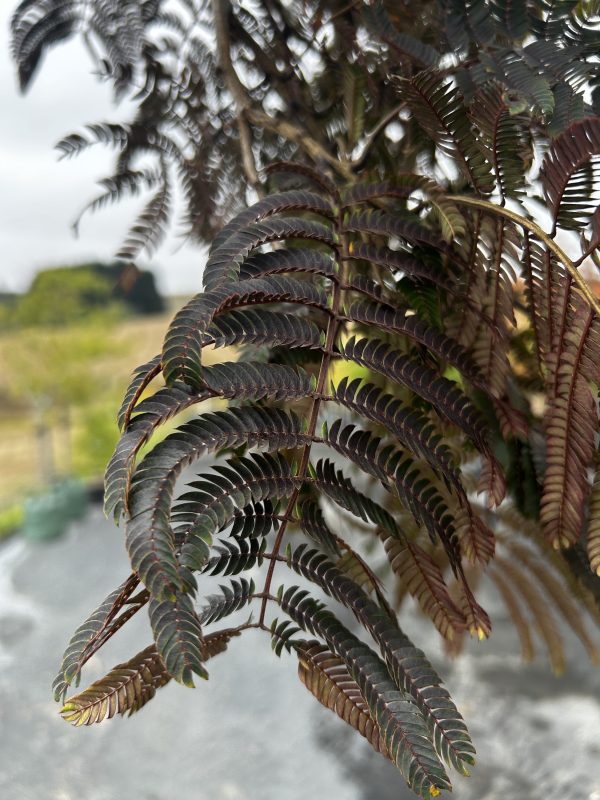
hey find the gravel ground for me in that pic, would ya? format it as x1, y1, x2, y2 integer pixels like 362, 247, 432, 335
1, 506, 599, 800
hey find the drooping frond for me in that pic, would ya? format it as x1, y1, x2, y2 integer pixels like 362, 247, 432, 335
384, 537, 467, 639
283, 547, 475, 773
296, 640, 390, 759
60, 628, 240, 725
52, 573, 144, 701
541, 301, 599, 548
60, 644, 171, 726
541, 117, 600, 233
280, 586, 452, 796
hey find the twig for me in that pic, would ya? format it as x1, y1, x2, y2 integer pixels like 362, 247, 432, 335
351, 102, 405, 171
212, 0, 262, 193
449, 195, 600, 318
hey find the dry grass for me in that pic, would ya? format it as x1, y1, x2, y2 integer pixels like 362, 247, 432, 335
0, 309, 235, 509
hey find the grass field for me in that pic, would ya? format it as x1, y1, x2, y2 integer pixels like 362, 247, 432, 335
0, 306, 233, 523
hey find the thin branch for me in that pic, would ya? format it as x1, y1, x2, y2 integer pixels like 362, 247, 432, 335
211, 0, 347, 180
449, 195, 600, 318
351, 102, 405, 171
212, 0, 261, 192
249, 108, 352, 179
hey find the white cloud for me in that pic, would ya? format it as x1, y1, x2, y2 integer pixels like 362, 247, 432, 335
0, 12, 204, 296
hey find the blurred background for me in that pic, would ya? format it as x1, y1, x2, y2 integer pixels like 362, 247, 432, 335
1, 6, 599, 800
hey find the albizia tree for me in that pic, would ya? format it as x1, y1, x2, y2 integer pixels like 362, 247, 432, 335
11, 1, 600, 796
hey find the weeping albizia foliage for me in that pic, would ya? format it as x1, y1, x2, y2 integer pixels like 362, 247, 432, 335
12, 1, 600, 798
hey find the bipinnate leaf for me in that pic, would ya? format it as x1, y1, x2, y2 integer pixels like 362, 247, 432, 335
198, 578, 255, 625
20, 0, 600, 793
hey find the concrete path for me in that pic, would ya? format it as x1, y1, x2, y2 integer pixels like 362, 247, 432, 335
1, 507, 599, 800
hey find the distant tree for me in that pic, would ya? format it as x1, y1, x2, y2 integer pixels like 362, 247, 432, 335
7, 263, 164, 329
11, 2, 600, 798
14, 267, 123, 328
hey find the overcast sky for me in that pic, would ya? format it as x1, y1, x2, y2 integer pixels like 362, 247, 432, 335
0, 9, 204, 296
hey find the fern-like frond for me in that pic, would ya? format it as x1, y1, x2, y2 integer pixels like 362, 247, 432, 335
203, 536, 267, 577
279, 586, 454, 795
346, 242, 455, 290
471, 84, 532, 199
117, 174, 172, 259
60, 643, 171, 726
345, 300, 489, 394
149, 591, 206, 686
52, 573, 143, 701
199, 578, 255, 625
17, 1, 600, 793
210, 190, 335, 254
297, 498, 341, 557
398, 71, 494, 193
174, 453, 300, 569
540, 303, 598, 548
340, 336, 494, 460
384, 537, 467, 639
296, 640, 389, 758
340, 177, 464, 237
162, 276, 328, 387
202, 217, 336, 291
284, 547, 476, 773
60, 628, 240, 725
331, 376, 465, 498
588, 456, 600, 576
541, 117, 600, 232
106, 391, 309, 522
345, 208, 444, 250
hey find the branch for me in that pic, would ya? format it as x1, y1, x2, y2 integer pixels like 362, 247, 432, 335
212, 0, 348, 181
449, 195, 600, 318
351, 102, 405, 171
211, 0, 261, 192
248, 109, 352, 179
